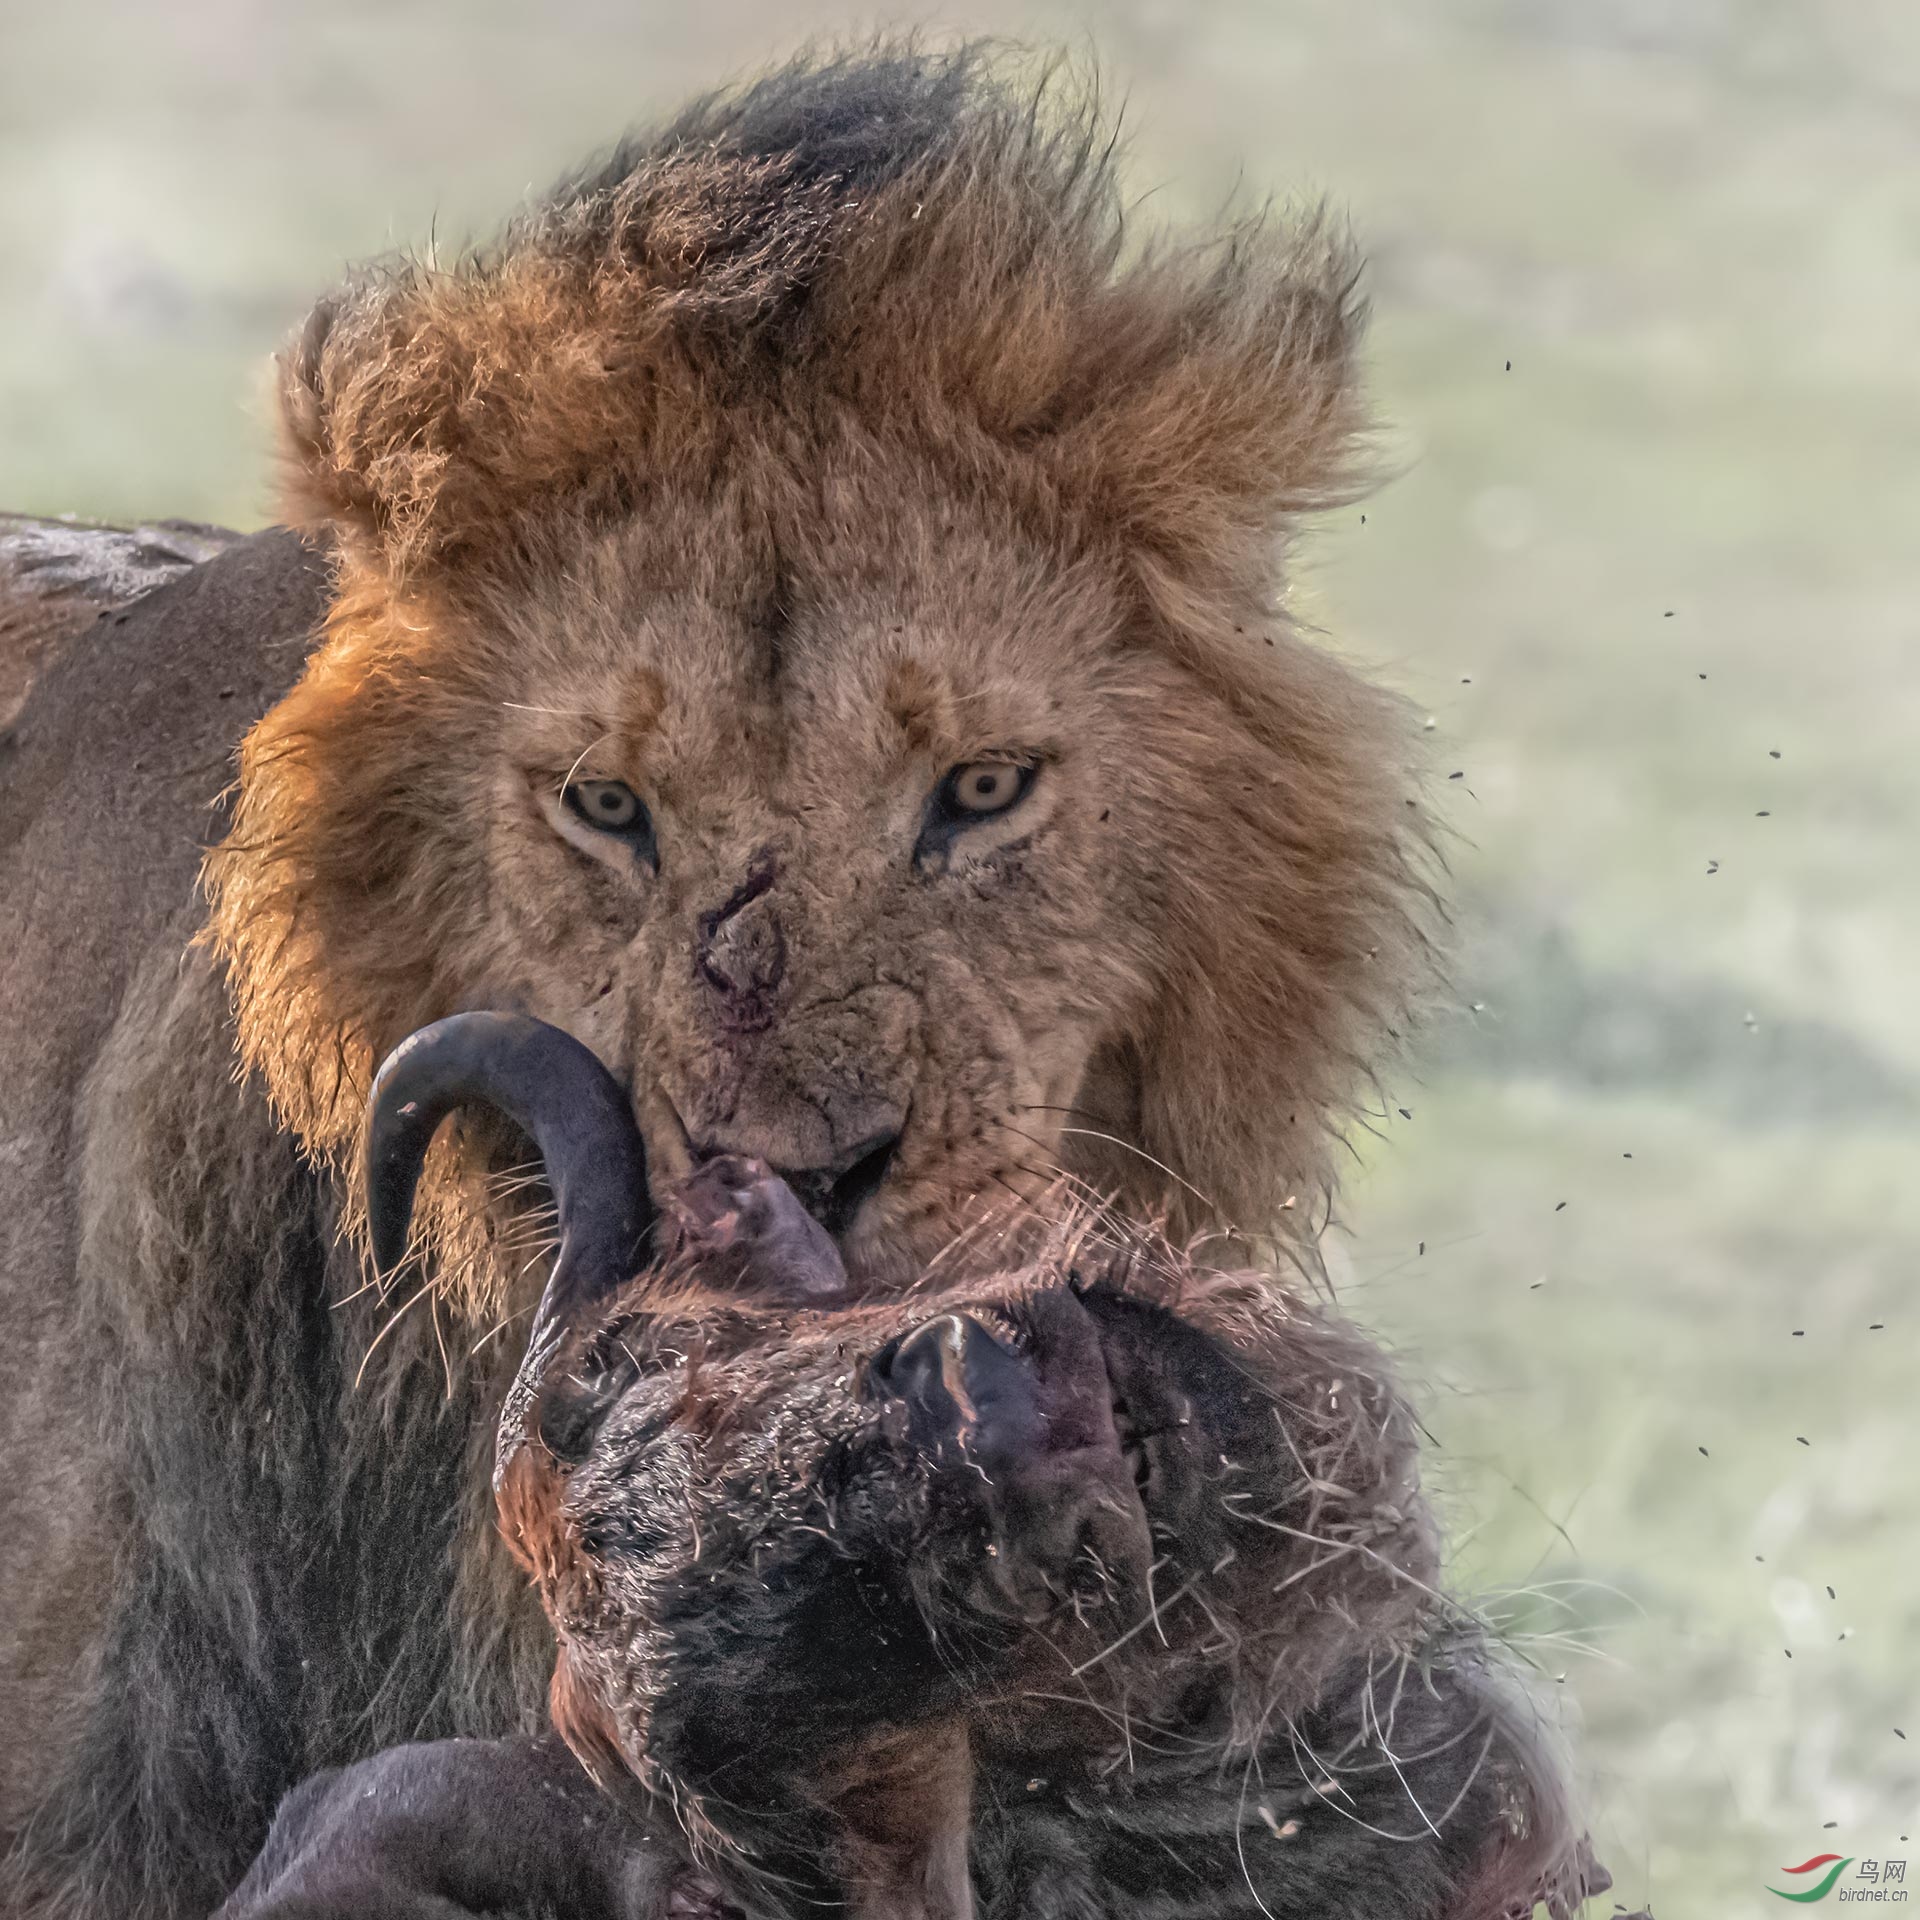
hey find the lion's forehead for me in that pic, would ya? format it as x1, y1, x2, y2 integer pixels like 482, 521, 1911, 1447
493, 549, 1137, 840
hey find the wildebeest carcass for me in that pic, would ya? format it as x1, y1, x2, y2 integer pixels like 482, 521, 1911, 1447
219, 1014, 1606, 1920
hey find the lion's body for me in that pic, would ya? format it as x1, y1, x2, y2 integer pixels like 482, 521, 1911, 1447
0, 528, 560, 1916
0, 46, 1441, 1920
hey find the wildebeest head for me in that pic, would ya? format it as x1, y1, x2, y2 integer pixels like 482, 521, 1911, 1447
365, 1014, 1605, 1920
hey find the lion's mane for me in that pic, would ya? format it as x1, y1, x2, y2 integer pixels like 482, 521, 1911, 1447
206, 41, 1438, 1266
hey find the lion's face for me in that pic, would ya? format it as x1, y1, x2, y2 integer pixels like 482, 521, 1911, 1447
461, 487, 1167, 1286
206, 47, 1437, 1310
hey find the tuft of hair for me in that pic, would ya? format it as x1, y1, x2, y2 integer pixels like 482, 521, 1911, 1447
211, 38, 1439, 1260
276, 41, 1375, 585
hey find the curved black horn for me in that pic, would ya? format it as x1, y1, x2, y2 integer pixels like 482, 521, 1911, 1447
364, 1013, 654, 1324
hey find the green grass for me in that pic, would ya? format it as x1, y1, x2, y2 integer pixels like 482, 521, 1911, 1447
5, 3, 1917, 1911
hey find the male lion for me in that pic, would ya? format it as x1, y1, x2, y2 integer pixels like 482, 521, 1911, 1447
0, 44, 1436, 1920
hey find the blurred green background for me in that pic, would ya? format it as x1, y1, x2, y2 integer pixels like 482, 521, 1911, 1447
4, 2, 1915, 1911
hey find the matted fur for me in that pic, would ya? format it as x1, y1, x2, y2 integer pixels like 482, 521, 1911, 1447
486, 1198, 1594, 1918
205, 41, 1439, 1311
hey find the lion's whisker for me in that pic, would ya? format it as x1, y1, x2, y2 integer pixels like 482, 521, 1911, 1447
354, 1277, 435, 1389
1008, 1112, 1227, 1223
428, 1286, 455, 1401
500, 701, 606, 721
468, 1300, 538, 1358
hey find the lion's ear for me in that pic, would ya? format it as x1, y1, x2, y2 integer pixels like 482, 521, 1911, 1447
275, 275, 499, 575
273, 260, 665, 578
275, 291, 398, 556
1057, 214, 1373, 614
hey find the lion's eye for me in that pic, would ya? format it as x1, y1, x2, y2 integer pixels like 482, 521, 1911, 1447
566, 779, 644, 829
939, 761, 1034, 819
916, 759, 1039, 868
563, 779, 655, 855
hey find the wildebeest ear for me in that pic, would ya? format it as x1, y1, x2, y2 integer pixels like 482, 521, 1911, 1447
503, 1316, 642, 1477
548, 1646, 628, 1789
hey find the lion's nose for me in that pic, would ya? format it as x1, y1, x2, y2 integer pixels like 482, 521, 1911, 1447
695, 857, 786, 1009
